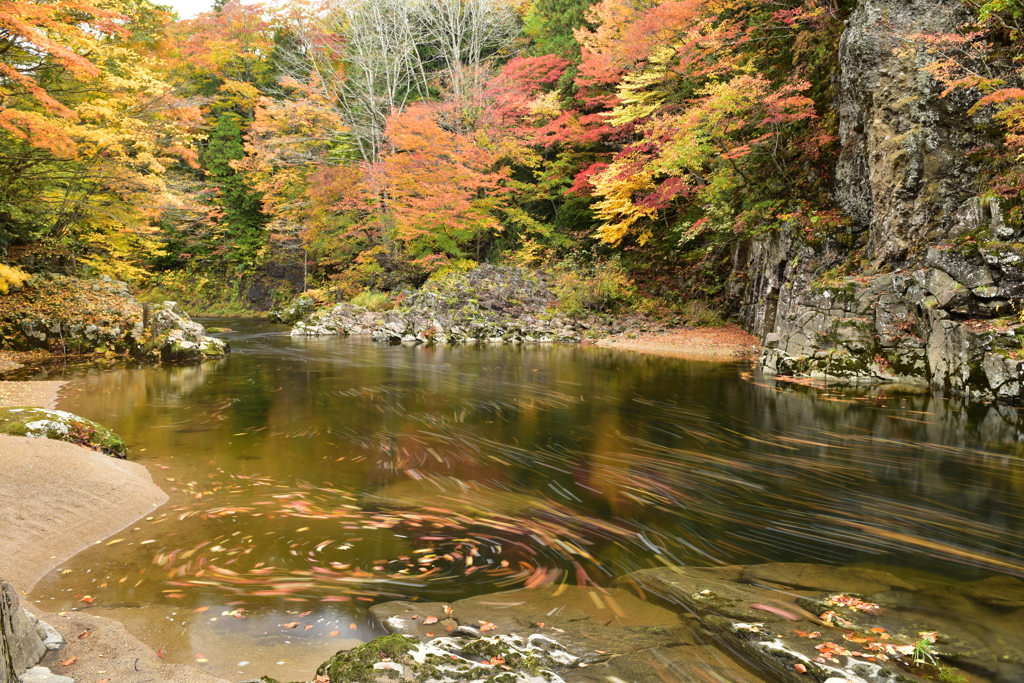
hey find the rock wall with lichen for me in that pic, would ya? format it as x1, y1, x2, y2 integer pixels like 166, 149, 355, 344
744, 0, 1024, 403
0, 274, 227, 364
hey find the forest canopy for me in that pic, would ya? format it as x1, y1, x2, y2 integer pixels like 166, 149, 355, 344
0, 0, 1019, 314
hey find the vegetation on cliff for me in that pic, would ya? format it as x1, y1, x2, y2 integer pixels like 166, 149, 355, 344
0, 0, 863, 317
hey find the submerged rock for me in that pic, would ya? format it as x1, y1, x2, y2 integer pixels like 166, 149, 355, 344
361, 584, 762, 683
618, 563, 1024, 683
0, 407, 127, 457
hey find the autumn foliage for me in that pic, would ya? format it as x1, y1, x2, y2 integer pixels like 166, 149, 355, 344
0, 0, 889, 304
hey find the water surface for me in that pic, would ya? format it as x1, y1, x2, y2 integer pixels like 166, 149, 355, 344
28, 319, 1024, 680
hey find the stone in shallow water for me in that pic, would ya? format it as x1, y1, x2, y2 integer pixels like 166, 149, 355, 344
620, 563, 1024, 683
931, 575, 1024, 610
357, 584, 710, 682
739, 563, 920, 596
16, 667, 73, 683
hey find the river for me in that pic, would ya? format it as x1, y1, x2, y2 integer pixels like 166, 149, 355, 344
25, 319, 1024, 681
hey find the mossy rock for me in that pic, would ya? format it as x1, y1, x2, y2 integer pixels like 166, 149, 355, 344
0, 407, 127, 457
317, 634, 419, 683
314, 631, 573, 683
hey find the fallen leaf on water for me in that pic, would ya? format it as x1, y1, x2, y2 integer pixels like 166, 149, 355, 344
156, 649, 166, 658
426, 632, 434, 637
281, 622, 300, 629
77, 631, 91, 639
349, 623, 357, 630
298, 611, 312, 617
423, 616, 438, 625
61, 657, 77, 666
329, 631, 340, 637
194, 606, 210, 613
479, 621, 496, 632
78, 595, 93, 604
870, 627, 886, 633
304, 625, 313, 631
750, 603, 799, 621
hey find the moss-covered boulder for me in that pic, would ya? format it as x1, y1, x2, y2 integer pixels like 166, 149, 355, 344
302, 631, 577, 683
268, 295, 315, 325
0, 407, 127, 457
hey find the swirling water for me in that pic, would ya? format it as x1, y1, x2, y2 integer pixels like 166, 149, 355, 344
29, 319, 1024, 680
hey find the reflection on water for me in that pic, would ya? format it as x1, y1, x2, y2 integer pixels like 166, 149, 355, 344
25, 319, 1024, 680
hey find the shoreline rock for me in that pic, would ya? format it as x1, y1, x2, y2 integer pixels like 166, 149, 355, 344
286, 266, 661, 346
0, 407, 127, 457
0, 274, 227, 365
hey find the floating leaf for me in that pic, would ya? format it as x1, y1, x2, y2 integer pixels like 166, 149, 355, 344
281, 621, 300, 628
423, 616, 438, 625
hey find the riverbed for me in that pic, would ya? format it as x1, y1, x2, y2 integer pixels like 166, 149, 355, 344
20, 319, 1024, 681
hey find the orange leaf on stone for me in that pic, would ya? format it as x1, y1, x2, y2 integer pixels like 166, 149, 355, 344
423, 616, 438, 625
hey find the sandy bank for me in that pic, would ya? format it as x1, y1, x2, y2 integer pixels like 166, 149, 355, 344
597, 324, 761, 362
0, 435, 167, 592
0, 427, 230, 681
0, 380, 66, 409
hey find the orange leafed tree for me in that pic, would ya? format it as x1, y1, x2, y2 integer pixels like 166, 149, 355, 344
0, 0, 202, 277
382, 103, 508, 267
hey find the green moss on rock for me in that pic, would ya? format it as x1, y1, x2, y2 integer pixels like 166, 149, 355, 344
0, 407, 127, 457
317, 634, 419, 683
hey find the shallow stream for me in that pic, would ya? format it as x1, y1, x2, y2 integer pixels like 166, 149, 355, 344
25, 319, 1024, 681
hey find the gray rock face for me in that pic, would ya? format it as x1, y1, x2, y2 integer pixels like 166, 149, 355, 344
1, 581, 45, 683
836, 0, 976, 263
740, 0, 1024, 402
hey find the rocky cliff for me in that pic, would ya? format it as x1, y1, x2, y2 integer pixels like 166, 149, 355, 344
746, 0, 1024, 402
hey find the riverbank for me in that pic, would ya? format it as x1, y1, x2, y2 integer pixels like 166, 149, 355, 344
595, 324, 761, 362
0, 376, 228, 683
